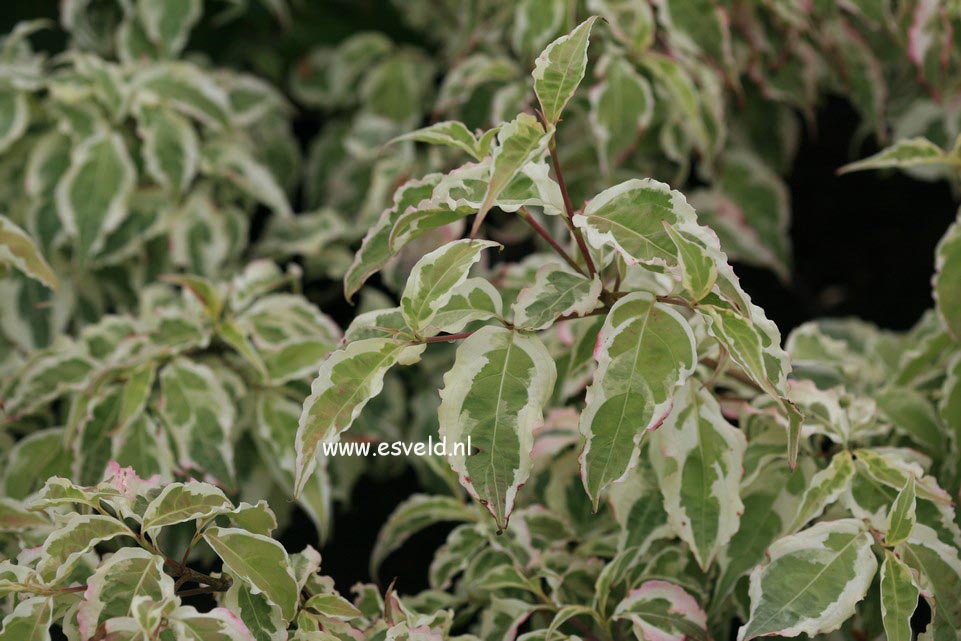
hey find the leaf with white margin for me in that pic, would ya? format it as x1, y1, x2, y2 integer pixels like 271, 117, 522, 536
37, 514, 133, 584
738, 518, 877, 640
392, 121, 487, 160
136, 104, 199, 194
574, 178, 696, 267
76, 547, 174, 638
663, 223, 715, 302
157, 358, 236, 486
371, 494, 477, 577
172, 605, 256, 641
613, 580, 709, 641
303, 593, 363, 620
223, 578, 286, 641
0, 596, 52, 641
134, 62, 231, 130
839, 137, 949, 174
439, 326, 556, 530
344, 174, 440, 301
473, 114, 552, 234
880, 551, 919, 641
0, 90, 28, 154
295, 338, 424, 497
532, 17, 598, 125
0, 498, 49, 532
0, 215, 57, 290
934, 212, 961, 339
941, 353, 961, 449
786, 450, 856, 533
511, 263, 602, 331
579, 291, 697, 509
136, 0, 202, 56
426, 277, 503, 336
201, 140, 292, 219
55, 132, 136, 263
203, 526, 298, 621
896, 523, 961, 630
141, 481, 232, 534
649, 381, 746, 570
400, 239, 499, 335
885, 476, 917, 546
589, 54, 654, 174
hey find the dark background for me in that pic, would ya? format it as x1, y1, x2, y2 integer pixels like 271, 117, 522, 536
3, 0, 958, 600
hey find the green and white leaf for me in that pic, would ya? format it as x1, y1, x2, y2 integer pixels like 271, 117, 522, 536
613, 580, 709, 641
886, 475, 917, 546
738, 518, 877, 640
0, 597, 52, 641
203, 526, 299, 620
532, 17, 598, 125
579, 292, 697, 508
0, 214, 57, 290
787, 450, 856, 533
438, 326, 556, 530
649, 381, 746, 570
295, 338, 424, 496
55, 132, 136, 263
839, 137, 951, 173
511, 263, 602, 331
392, 121, 487, 160
934, 213, 961, 339
400, 239, 499, 334
879, 551, 919, 641
37, 514, 133, 584
141, 481, 232, 534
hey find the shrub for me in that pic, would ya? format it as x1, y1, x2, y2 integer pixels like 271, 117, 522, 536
2, 4, 961, 641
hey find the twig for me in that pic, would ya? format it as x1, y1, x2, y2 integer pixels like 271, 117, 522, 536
521, 208, 586, 276
546, 133, 597, 277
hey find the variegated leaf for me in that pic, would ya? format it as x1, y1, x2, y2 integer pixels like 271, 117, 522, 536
55, 132, 136, 263
839, 137, 949, 173
613, 580, 709, 641
439, 326, 556, 530
511, 263, 602, 331
880, 551, 919, 641
787, 450, 856, 533
650, 381, 746, 570
203, 526, 299, 620
400, 239, 499, 335
37, 514, 133, 584
295, 338, 424, 496
0, 597, 52, 641
738, 519, 877, 640
140, 481, 232, 534
589, 54, 654, 174
885, 476, 917, 546
934, 212, 961, 339
392, 121, 487, 160
896, 523, 961, 630
579, 292, 696, 508
223, 577, 287, 641
474, 114, 552, 233
532, 17, 598, 125
0, 215, 57, 290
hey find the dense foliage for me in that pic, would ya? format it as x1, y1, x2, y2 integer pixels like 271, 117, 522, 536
2, 2, 961, 641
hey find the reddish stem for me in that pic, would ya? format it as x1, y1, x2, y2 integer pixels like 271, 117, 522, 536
521, 208, 586, 276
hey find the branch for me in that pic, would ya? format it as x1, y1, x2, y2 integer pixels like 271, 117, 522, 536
521, 208, 586, 276
546, 133, 597, 277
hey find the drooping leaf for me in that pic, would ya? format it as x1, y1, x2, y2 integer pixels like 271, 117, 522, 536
896, 523, 961, 630
370, 494, 477, 577
649, 381, 746, 570
203, 526, 299, 620
532, 17, 598, 126
738, 519, 877, 640
295, 338, 424, 496
439, 326, 556, 530
0, 215, 57, 290
579, 292, 697, 508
